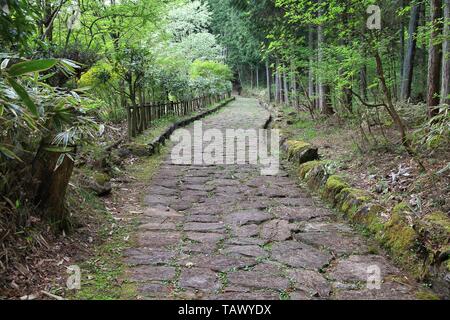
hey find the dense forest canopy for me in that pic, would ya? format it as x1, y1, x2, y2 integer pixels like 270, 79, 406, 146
208, 0, 449, 159
209, 0, 449, 109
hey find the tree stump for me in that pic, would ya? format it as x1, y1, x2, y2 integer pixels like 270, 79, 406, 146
284, 140, 319, 164
32, 143, 75, 230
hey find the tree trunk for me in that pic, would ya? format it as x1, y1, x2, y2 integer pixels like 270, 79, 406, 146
360, 66, 368, 101
419, 4, 428, 101
318, 13, 326, 111
278, 64, 283, 103
279, 65, 284, 103
315, 78, 320, 110
374, 51, 408, 144
266, 59, 272, 101
317, 1, 334, 115
238, 68, 243, 89
401, 4, 420, 101
400, 0, 406, 83
308, 25, 316, 109
291, 61, 298, 108
375, 50, 425, 171
441, 0, 450, 105
340, 9, 352, 112
256, 66, 259, 89
427, 0, 443, 117
283, 66, 289, 105
275, 61, 280, 104
32, 141, 75, 230
41, 1, 54, 42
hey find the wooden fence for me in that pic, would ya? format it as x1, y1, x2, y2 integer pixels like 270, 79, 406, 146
127, 91, 232, 139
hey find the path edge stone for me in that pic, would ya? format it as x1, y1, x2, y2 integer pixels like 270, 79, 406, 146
274, 119, 449, 299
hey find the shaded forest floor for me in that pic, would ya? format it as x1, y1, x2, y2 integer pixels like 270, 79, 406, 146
0, 128, 166, 299
278, 105, 449, 221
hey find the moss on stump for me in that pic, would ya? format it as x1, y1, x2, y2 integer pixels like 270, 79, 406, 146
285, 140, 319, 165
298, 160, 323, 179
336, 187, 372, 218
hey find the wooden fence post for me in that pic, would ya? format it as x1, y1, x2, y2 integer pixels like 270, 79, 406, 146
127, 92, 233, 139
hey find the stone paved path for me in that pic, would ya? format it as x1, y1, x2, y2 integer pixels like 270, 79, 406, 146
124, 97, 418, 300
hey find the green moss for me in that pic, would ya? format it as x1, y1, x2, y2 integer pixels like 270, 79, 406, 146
423, 211, 450, 234
68, 195, 139, 300
383, 203, 417, 253
380, 203, 423, 277
416, 211, 450, 253
392, 202, 409, 213
93, 172, 110, 185
415, 290, 440, 300
287, 140, 310, 158
128, 146, 168, 182
323, 175, 350, 204
336, 187, 371, 217
384, 216, 417, 254
354, 205, 385, 235
298, 160, 323, 179
73, 225, 138, 300
325, 175, 349, 190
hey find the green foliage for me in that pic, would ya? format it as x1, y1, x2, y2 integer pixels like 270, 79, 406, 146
167, 0, 212, 41
1, 0, 234, 204
78, 62, 118, 88
209, 0, 265, 69
0, 56, 98, 196
0, 0, 36, 51
190, 60, 233, 94
191, 60, 233, 80
413, 105, 450, 151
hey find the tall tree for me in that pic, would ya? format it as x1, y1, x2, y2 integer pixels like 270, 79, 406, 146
317, 0, 333, 115
427, 0, 443, 117
401, 4, 421, 101
291, 60, 298, 108
283, 65, 289, 104
400, 0, 406, 82
308, 25, 316, 109
266, 58, 273, 101
441, 0, 450, 105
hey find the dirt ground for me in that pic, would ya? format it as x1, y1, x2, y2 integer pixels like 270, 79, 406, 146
281, 108, 449, 221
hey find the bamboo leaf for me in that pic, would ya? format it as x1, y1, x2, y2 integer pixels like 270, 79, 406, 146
6, 77, 38, 117
54, 154, 65, 171
43, 146, 74, 153
59, 59, 80, 69
7, 59, 57, 76
0, 145, 22, 161
1, 58, 10, 70
39, 71, 57, 81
